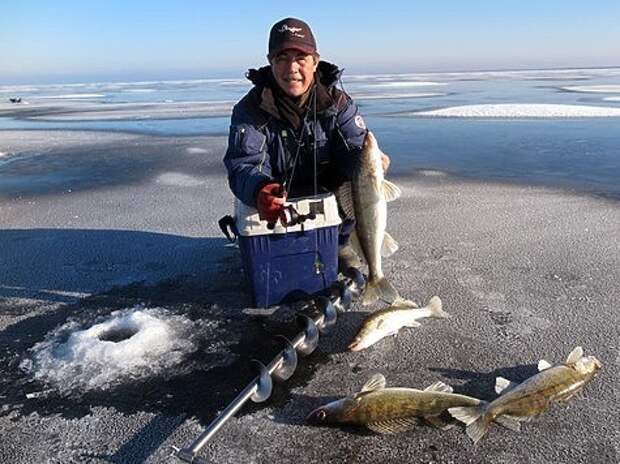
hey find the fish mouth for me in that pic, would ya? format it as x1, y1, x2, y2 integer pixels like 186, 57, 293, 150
347, 339, 364, 352
305, 407, 328, 425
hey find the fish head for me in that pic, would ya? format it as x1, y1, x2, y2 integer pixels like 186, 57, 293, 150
305, 397, 357, 426
574, 355, 603, 376
359, 131, 383, 173
347, 317, 387, 352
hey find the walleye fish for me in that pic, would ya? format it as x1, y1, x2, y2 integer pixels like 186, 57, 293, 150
348, 296, 448, 352
306, 373, 482, 433
336, 131, 401, 306
449, 346, 602, 444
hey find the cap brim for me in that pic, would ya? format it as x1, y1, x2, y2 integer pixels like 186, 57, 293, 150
270, 41, 316, 57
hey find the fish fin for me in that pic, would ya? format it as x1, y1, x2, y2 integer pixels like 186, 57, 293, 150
495, 376, 518, 395
424, 381, 453, 393
360, 373, 387, 393
336, 182, 355, 220
537, 359, 553, 371
367, 417, 417, 434
403, 320, 421, 328
390, 297, 419, 308
427, 296, 449, 319
565, 346, 583, 364
381, 231, 399, 258
495, 414, 521, 432
449, 405, 489, 444
424, 415, 455, 431
382, 179, 402, 202
448, 406, 482, 426
362, 277, 399, 306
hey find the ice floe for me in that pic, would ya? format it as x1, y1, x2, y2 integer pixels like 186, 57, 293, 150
604, 96, 620, 102
561, 85, 620, 93
20, 307, 203, 392
411, 103, 620, 118
351, 92, 446, 100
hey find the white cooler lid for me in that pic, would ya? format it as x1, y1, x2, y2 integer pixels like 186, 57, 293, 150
235, 192, 342, 236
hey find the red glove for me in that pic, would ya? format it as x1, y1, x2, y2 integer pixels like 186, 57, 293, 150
256, 183, 287, 222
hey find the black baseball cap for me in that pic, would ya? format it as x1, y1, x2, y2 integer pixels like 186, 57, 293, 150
268, 17, 317, 58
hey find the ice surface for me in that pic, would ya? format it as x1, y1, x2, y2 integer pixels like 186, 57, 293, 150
21, 307, 201, 392
412, 103, 620, 118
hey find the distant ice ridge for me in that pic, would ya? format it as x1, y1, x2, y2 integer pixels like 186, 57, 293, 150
21, 307, 201, 392
360, 81, 444, 88
412, 103, 620, 118
561, 85, 620, 93
351, 92, 446, 100
604, 96, 620, 102
35, 94, 105, 99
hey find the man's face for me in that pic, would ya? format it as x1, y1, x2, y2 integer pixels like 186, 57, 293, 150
270, 49, 319, 97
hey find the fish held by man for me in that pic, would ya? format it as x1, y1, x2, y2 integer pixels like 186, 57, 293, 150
336, 131, 401, 306
306, 373, 484, 433
448, 346, 602, 444
348, 296, 448, 352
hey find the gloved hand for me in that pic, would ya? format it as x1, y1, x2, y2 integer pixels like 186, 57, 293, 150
256, 182, 287, 222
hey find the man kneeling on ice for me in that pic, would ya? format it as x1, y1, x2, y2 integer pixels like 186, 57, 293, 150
223, 17, 390, 274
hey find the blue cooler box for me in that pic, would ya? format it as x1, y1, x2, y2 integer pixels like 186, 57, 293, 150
235, 193, 342, 308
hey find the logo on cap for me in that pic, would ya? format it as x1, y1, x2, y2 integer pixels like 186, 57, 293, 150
277, 24, 305, 38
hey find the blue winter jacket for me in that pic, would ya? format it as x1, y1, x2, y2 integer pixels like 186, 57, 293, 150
223, 61, 367, 206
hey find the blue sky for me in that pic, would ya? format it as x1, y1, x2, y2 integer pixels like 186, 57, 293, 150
1, 0, 619, 84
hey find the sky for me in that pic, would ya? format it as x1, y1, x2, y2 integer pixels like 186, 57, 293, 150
1, 0, 619, 84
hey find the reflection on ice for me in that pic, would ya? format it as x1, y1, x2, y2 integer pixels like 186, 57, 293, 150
20, 307, 203, 392
411, 103, 620, 118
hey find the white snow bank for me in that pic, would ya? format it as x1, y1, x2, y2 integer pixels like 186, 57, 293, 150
35, 94, 105, 99
412, 103, 620, 118
562, 85, 620, 93
352, 92, 446, 100
361, 81, 445, 88
21, 307, 202, 392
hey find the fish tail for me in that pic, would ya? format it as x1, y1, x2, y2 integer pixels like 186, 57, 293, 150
448, 403, 490, 444
362, 277, 399, 305
427, 296, 449, 318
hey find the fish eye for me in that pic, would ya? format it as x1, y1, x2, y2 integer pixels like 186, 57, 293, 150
317, 410, 327, 421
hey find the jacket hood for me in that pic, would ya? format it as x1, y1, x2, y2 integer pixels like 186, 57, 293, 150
246, 60, 343, 89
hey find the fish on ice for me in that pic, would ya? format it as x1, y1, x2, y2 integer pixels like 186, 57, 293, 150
448, 346, 602, 444
306, 373, 482, 433
348, 296, 448, 352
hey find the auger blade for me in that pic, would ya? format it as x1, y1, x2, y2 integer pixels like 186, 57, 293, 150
272, 336, 298, 382
296, 314, 319, 356
250, 360, 273, 403
314, 296, 337, 334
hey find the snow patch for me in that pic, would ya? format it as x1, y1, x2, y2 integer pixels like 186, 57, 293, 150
156, 172, 204, 187
411, 103, 620, 118
561, 85, 620, 93
186, 147, 209, 154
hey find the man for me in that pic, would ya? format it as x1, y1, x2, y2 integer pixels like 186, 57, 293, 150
223, 17, 389, 271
